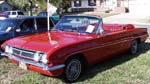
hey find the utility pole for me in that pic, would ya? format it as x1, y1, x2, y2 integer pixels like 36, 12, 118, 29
29, 0, 33, 16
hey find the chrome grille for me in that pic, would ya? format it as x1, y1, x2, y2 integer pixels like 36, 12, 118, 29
21, 52, 34, 58
13, 49, 20, 55
12, 47, 35, 59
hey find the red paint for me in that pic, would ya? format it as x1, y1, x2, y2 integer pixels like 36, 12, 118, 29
2, 23, 148, 76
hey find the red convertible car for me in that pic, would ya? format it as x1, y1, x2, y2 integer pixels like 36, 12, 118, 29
1, 15, 148, 82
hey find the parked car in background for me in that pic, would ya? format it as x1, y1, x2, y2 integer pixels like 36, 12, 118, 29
0, 13, 8, 20
3, 10, 24, 18
0, 16, 55, 45
1, 15, 148, 82
37, 11, 60, 23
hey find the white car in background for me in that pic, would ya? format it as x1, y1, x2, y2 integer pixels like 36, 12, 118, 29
3, 10, 24, 18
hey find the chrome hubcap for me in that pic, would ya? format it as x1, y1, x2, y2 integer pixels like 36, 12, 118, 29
131, 40, 138, 54
66, 59, 81, 81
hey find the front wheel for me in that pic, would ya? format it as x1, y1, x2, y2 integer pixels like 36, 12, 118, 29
63, 57, 83, 82
130, 40, 139, 55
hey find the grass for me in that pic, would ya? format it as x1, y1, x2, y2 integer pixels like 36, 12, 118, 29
0, 41, 150, 84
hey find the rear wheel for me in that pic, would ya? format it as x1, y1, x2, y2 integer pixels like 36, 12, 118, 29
130, 40, 139, 54
63, 57, 83, 82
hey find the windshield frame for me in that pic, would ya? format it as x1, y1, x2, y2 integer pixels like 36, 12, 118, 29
53, 16, 103, 34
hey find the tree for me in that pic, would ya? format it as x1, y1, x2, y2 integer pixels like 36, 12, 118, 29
6, 0, 72, 15
50, 0, 71, 13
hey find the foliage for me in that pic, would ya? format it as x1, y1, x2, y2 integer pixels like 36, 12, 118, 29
6, 0, 70, 12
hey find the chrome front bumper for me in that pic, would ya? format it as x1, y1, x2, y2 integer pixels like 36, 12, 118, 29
1, 53, 65, 71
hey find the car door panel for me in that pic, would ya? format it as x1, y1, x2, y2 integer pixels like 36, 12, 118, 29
83, 31, 133, 65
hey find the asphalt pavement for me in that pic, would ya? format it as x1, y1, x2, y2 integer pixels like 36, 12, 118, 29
103, 13, 150, 25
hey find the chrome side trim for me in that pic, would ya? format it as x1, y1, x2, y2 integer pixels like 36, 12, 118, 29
1, 53, 65, 71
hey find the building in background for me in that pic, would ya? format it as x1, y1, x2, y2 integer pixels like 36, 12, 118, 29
71, 0, 150, 13
0, 1, 13, 12
70, 0, 123, 13
129, 0, 150, 14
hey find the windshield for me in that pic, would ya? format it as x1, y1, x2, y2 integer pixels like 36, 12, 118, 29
0, 19, 20, 32
53, 16, 101, 34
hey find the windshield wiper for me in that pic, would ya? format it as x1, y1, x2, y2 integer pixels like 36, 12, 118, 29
63, 28, 78, 32
52, 28, 64, 32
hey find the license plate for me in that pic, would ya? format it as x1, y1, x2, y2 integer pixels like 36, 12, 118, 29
19, 62, 27, 70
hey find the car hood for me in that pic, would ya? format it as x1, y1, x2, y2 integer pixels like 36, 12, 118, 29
4, 31, 97, 53
0, 31, 10, 41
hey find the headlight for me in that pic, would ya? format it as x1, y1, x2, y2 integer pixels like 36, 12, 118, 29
33, 52, 48, 64
40, 53, 48, 64
5, 45, 9, 53
33, 52, 41, 62
5, 45, 13, 54
9, 46, 13, 54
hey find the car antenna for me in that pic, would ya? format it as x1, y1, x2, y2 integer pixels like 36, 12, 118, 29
47, 0, 52, 43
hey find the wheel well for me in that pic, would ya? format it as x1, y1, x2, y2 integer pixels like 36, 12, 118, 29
65, 53, 88, 67
136, 38, 141, 44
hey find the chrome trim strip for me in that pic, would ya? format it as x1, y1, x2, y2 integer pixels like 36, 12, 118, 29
1, 53, 65, 71
66, 37, 134, 57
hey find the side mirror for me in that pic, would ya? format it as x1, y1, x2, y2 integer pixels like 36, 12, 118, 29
16, 29, 21, 32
